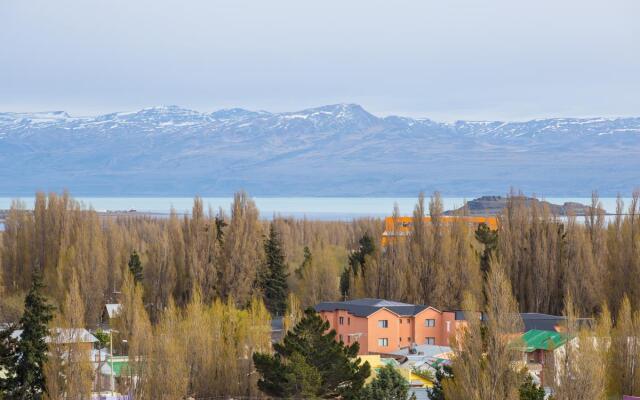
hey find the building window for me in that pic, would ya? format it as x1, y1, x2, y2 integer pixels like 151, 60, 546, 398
425, 337, 436, 345
339, 334, 343, 342
378, 320, 389, 328
347, 335, 350, 343
399, 319, 402, 324
378, 338, 389, 347
425, 319, 436, 327
408, 337, 411, 342
348, 317, 350, 325
407, 318, 411, 323
446, 321, 451, 332
339, 316, 344, 325
399, 337, 402, 342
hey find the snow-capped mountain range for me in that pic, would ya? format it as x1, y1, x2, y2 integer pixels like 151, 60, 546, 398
1, 104, 638, 196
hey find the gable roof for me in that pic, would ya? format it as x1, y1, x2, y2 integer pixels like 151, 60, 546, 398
519, 329, 567, 352
12, 328, 98, 344
315, 298, 431, 317
104, 304, 122, 319
520, 313, 565, 332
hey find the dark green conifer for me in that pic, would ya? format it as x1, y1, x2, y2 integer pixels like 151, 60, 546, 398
342, 233, 376, 298
474, 222, 498, 276
0, 323, 18, 395
348, 233, 375, 276
295, 246, 312, 279
128, 250, 144, 284
428, 364, 453, 400
253, 308, 370, 399
3, 271, 55, 399
362, 364, 415, 400
518, 374, 545, 400
261, 224, 289, 316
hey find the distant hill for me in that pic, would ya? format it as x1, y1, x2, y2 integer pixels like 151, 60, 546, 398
443, 196, 601, 216
0, 104, 639, 196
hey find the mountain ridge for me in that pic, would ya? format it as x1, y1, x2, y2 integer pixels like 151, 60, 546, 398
1, 104, 639, 196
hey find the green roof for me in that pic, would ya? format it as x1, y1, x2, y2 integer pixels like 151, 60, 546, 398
110, 360, 129, 377
107, 356, 130, 377
520, 329, 567, 352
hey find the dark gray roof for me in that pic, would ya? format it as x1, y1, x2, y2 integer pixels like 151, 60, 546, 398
315, 298, 429, 317
521, 313, 565, 332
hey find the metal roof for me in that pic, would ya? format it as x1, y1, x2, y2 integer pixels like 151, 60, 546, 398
391, 344, 452, 359
105, 304, 122, 319
521, 313, 567, 332
519, 329, 567, 352
315, 298, 431, 317
11, 328, 98, 344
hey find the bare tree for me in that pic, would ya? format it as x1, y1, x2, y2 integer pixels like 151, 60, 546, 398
549, 293, 607, 400
445, 259, 523, 400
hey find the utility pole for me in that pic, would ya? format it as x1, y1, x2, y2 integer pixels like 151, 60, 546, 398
109, 329, 119, 394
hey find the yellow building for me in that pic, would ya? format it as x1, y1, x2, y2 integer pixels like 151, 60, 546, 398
358, 354, 434, 388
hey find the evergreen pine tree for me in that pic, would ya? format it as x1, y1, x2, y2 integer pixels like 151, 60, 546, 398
340, 267, 351, 299
428, 364, 453, 400
295, 246, 313, 279
5, 271, 55, 399
518, 374, 545, 400
214, 214, 227, 245
348, 233, 375, 276
342, 233, 376, 297
128, 250, 144, 284
475, 223, 498, 306
261, 224, 289, 316
362, 364, 415, 400
474, 222, 498, 276
253, 308, 370, 399
0, 324, 18, 395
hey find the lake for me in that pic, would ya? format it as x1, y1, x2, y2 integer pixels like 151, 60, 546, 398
0, 196, 629, 221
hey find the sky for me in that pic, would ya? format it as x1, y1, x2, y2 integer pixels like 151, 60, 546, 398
1, 0, 639, 121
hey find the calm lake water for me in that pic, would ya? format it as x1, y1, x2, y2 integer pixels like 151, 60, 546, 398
0, 196, 629, 221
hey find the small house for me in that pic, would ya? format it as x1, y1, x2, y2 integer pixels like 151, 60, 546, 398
101, 304, 122, 328
517, 329, 568, 386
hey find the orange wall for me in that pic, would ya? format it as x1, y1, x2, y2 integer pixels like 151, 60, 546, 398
382, 216, 498, 246
320, 307, 465, 354
366, 309, 402, 353
383, 216, 498, 232
320, 310, 371, 353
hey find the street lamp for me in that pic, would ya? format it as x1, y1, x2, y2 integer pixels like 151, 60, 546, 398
109, 329, 119, 394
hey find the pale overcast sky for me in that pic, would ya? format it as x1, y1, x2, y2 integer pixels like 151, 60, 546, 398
1, 0, 638, 121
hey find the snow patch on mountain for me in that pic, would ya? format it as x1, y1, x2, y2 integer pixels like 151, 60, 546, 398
0, 104, 638, 196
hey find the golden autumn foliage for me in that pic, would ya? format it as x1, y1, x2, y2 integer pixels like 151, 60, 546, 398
2, 189, 640, 319
2, 189, 640, 397
445, 260, 524, 400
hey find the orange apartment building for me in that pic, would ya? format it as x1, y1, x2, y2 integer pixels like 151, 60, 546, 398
381, 215, 498, 246
315, 299, 467, 355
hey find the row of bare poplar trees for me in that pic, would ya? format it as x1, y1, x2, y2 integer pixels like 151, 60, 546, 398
349, 191, 640, 318
0, 191, 378, 325
1, 190, 639, 322
0, 190, 639, 397
41, 265, 272, 399
445, 257, 640, 400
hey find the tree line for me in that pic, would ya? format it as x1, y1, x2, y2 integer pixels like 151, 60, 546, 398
0, 191, 379, 325
341, 191, 640, 318
0, 189, 639, 399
